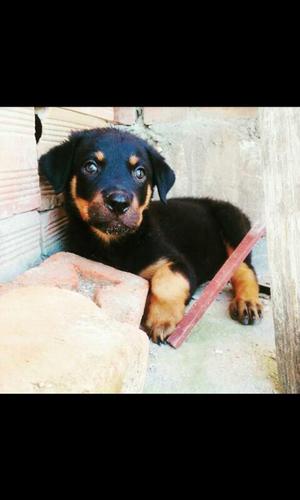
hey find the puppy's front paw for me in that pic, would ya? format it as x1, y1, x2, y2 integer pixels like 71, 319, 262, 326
229, 297, 263, 325
143, 295, 184, 344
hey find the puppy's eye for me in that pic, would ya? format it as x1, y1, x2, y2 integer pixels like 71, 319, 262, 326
82, 161, 99, 175
133, 166, 146, 181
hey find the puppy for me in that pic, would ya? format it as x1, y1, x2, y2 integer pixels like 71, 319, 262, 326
39, 127, 263, 343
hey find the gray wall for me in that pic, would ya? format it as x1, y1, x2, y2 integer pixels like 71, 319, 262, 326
127, 107, 263, 225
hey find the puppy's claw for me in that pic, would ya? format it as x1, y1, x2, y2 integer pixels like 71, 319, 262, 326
229, 298, 263, 326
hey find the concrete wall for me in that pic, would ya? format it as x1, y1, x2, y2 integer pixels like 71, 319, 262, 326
0, 106, 263, 283
126, 107, 262, 225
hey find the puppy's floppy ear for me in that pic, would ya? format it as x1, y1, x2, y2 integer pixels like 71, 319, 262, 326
39, 132, 80, 194
146, 144, 176, 203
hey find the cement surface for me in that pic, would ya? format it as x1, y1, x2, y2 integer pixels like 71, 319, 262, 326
143, 238, 280, 394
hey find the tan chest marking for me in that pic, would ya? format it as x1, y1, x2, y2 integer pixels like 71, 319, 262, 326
139, 258, 169, 280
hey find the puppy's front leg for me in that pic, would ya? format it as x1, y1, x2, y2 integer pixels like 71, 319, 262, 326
140, 259, 191, 344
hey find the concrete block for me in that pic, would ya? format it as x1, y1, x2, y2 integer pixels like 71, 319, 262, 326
143, 107, 258, 124
0, 286, 149, 393
40, 207, 69, 257
114, 107, 136, 124
0, 107, 40, 219
0, 211, 41, 283
148, 117, 262, 224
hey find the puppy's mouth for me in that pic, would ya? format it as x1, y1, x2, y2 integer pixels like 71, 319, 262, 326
100, 221, 136, 235
88, 210, 140, 236
86, 196, 144, 237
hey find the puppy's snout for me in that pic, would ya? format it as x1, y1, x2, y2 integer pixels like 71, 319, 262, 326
104, 191, 132, 215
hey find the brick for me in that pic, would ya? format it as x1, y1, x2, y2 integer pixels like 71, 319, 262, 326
0, 107, 41, 219
0, 286, 149, 393
37, 107, 110, 210
114, 107, 136, 125
40, 207, 69, 257
0, 251, 149, 327
0, 211, 41, 283
62, 107, 115, 122
143, 107, 258, 124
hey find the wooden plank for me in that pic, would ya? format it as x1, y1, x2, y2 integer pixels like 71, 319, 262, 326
259, 107, 300, 393
167, 223, 266, 349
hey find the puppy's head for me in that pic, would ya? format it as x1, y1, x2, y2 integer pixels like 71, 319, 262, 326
39, 128, 175, 241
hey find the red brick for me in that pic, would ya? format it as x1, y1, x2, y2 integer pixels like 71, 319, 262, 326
0, 252, 149, 327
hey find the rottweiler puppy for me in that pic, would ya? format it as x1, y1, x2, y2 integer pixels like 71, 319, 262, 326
39, 127, 263, 343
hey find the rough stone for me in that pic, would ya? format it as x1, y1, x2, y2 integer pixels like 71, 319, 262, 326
0, 286, 149, 393
0, 252, 149, 327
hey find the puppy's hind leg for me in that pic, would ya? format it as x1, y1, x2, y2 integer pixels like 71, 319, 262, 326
204, 199, 263, 325
227, 247, 263, 325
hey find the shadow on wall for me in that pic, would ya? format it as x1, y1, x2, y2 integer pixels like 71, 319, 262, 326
35, 114, 42, 144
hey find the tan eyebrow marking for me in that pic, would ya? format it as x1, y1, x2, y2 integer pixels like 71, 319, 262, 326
129, 155, 139, 166
95, 150, 105, 162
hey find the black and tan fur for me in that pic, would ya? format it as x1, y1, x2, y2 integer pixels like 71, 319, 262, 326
39, 127, 263, 343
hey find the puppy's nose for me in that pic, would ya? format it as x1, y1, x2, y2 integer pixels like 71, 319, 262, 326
105, 191, 132, 214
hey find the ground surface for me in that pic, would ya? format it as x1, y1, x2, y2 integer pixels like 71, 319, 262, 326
143, 238, 280, 394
